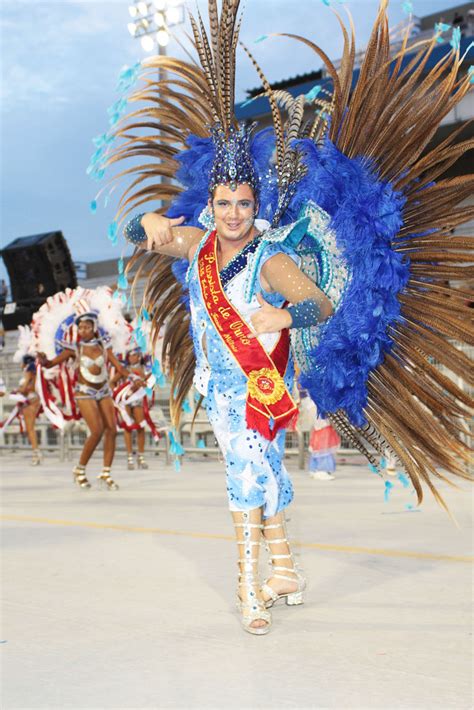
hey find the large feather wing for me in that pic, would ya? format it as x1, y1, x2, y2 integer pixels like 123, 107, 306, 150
261, 1, 473, 507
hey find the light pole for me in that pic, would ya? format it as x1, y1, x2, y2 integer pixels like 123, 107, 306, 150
127, 0, 185, 55
126, 1, 185, 207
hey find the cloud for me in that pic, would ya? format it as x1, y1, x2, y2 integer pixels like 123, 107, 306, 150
0, 0, 465, 282
1, 63, 68, 104
0, 1, 138, 111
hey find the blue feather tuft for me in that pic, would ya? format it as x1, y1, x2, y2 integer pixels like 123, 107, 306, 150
384, 480, 394, 502
297, 139, 409, 426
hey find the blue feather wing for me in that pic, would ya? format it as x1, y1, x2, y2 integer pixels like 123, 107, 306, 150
244, 139, 409, 429
291, 141, 408, 427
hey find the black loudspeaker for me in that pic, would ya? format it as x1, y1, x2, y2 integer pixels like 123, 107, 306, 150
0, 303, 37, 330
1, 231, 77, 303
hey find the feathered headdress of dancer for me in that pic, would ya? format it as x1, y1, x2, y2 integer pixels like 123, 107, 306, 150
13, 325, 33, 364
31, 287, 130, 358
92, 0, 473, 510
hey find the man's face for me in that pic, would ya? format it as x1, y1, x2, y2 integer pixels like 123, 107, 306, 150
209, 183, 256, 242
78, 319, 95, 341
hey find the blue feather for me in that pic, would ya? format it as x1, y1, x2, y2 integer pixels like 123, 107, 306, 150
297, 139, 409, 425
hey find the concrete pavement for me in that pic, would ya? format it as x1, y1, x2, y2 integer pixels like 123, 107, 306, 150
1, 450, 472, 709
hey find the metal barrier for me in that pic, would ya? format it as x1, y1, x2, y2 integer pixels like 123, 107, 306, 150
2, 341, 471, 470
0, 420, 171, 464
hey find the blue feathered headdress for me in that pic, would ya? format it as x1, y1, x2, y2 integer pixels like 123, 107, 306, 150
166, 127, 278, 227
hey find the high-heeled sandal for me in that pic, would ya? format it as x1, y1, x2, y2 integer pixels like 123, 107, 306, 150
235, 512, 272, 635
261, 520, 306, 609
97, 467, 119, 490
127, 454, 135, 470
137, 454, 148, 469
73, 464, 91, 489
31, 449, 42, 466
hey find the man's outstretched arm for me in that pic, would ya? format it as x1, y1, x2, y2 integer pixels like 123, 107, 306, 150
124, 213, 204, 260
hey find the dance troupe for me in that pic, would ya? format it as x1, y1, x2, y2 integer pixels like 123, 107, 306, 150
1, 288, 163, 488
5, 0, 474, 634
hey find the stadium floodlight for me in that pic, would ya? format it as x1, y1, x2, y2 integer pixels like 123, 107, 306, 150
127, 0, 184, 54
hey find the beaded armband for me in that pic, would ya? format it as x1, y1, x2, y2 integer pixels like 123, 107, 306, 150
287, 299, 321, 329
124, 213, 146, 245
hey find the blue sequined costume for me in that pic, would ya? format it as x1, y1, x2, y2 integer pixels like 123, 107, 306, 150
188, 234, 299, 518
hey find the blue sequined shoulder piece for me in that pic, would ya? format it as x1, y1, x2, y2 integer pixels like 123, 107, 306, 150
244, 201, 349, 308
299, 200, 349, 308
186, 230, 262, 288
220, 237, 261, 288
244, 217, 309, 303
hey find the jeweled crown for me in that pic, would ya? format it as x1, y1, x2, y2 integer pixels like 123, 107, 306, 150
208, 123, 258, 194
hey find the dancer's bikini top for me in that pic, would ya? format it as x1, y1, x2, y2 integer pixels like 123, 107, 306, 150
78, 343, 107, 385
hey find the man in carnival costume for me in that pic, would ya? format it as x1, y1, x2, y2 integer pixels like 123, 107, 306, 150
92, 0, 473, 634
126, 124, 333, 634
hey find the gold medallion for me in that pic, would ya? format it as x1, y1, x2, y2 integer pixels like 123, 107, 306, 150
247, 368, 285, 405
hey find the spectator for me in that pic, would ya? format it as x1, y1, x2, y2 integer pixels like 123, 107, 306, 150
0, 279, 8, 307
308, 414, 340, 481
467, 8, 474, 36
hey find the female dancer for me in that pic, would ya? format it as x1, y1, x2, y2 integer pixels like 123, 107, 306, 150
112, 347, 150, 470
14, 355, 42, 465
38, 313, 138, 489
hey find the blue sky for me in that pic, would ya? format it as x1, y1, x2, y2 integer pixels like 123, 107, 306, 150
0, 0, 463, 285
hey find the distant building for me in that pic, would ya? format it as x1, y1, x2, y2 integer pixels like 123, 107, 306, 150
235, 4, 473, 180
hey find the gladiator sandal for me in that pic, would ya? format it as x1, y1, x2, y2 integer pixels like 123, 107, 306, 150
234, 510, 272, 635
31, 449, 42, 466
137, 454, 148, 469
127, 454, 135, 470
72, 464, 91, 489
97, 467, 119, 490
261, 514, 306, 609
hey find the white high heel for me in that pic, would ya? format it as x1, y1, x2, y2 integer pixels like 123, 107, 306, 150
261, 520, 306, 609
235, 512, 272, 635
137, 454, 148, 469
31, 449, 42, 466
97, 467, 119, 490
127, 454, 135, 470
73, 464, 91, 489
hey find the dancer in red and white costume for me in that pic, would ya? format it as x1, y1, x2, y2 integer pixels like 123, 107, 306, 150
1, 327, 42, 465
112, 348, 149, 470
33, 287, 138, 489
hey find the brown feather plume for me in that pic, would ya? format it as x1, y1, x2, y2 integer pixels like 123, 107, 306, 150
103, 3, 248, 429
260, 1, 473, 506
104, 2, 472, 502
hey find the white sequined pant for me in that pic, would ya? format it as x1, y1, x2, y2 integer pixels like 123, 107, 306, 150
205, 378, 294, 518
